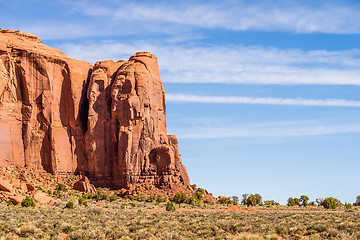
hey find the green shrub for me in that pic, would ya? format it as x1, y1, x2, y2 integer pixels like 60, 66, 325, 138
56, 183, 67, 192
300, 195, 309, 206
194, 188, 205, 200
53, 190, 61, 198
135, 194, 147, 202
187, 196, 199, 206
78, 197, 87, 206
354, 195, 360, 206
172, 192, 187, 207
21, 196, 35, 207
166, 202, 176, 211
218, 197, 232, 205
308, 201, 316, 206
345, 202, 352, 210
82, 193, 92, 199
156, 195, 166, 203
96, 191, 110, 201
242, 193, 262, 206
321, 197, 340, 209
287, 197, 302, 206
287, 197, 295, 206
65, 201, 74, 209
82, 190, 109, 201
146, 195, 155, 202
127, 195, 135, 201
7, 201, 14, 206
264, 200, 280, 206
230, 196, 239, 204
110, 194, 119, 202
129, 203, 135, 208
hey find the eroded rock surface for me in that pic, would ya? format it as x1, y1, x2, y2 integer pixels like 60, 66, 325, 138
0, 29, 90, 175
0, 30, 190, 189
73, 175, 96, 193
0, 179, 14, 192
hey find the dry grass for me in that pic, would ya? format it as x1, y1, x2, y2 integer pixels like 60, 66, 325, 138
0, 202, 359, 239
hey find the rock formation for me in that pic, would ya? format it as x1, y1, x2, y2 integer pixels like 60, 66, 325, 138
73, 175, 96, 193
0, 29, 190, 189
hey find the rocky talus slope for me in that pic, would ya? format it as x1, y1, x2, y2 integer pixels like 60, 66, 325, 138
0, 29, 190, 189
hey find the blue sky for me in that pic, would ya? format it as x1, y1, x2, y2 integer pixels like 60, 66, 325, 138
2, 0, 360, 204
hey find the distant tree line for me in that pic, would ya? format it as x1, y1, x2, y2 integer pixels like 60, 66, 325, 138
166, 188, 360, 210
286, 195, 360, 209
218, 193, 360, 209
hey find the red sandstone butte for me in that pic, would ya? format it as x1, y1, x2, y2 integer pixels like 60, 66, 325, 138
0, 29, 190, 189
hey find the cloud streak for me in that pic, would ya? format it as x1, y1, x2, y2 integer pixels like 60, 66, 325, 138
166, 94, 360, 107
5, 1, 360, 40
58, 41, 360, 85
69, 0, 360, 34
169, 120, 360, 139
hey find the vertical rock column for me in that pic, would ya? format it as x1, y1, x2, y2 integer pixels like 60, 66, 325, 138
0, 52, 24, 167
109, 52, 189, 188
0, 30, 91, 174
84, 60, 125, 185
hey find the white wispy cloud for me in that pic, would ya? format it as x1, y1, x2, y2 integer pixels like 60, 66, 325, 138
58, 41, 360, 85
166, 94, 360, 107
6, 1, 360, 40
169, 120, 360, 139
67, 0, 360, 34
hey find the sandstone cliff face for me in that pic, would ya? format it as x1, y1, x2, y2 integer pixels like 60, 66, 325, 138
0, 30, 190, 188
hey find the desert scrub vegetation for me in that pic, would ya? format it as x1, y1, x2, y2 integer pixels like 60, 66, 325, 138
21, 196, 35, 208
242, 193, 263, 206
166, 202, 176, 211
0, 204, 360, 239
320, 197, 342, 209
65, 201, 74, 209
